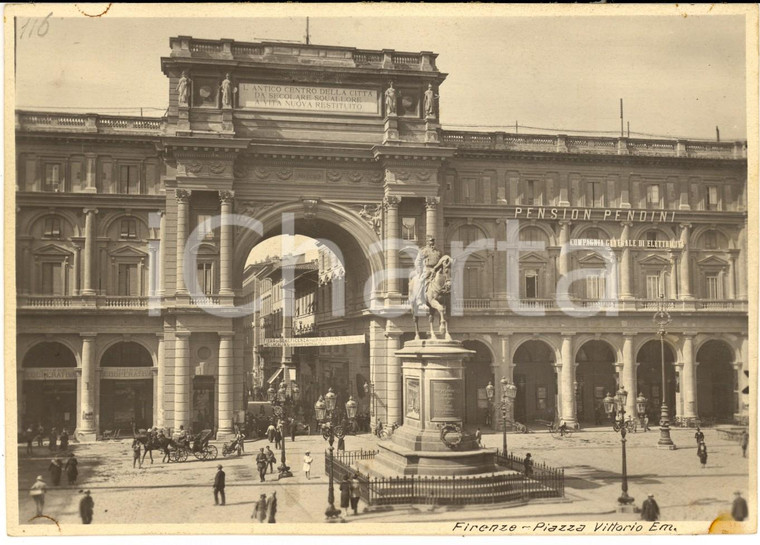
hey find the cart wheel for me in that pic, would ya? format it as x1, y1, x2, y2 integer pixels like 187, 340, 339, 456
206, 444, 218, 460
222, 445, 230, 457
176, 449, 188, 462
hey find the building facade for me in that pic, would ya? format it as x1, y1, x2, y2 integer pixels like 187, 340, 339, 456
15, 36, 749, 440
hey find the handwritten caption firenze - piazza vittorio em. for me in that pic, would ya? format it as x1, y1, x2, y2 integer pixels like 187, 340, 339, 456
239, 83, 380, 116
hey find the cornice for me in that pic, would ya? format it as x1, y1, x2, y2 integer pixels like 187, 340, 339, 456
16, 192, 166, 209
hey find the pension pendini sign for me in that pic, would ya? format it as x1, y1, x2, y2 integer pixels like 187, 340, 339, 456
239, 83, 380, 116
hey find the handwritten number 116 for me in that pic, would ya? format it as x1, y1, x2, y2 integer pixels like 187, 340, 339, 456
19, 12, 52, 39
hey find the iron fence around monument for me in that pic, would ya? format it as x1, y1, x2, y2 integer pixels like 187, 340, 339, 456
329, 449, 564, 506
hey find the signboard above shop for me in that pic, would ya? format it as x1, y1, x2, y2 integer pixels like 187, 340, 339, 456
262, 335, 366, 348
238, 83, 380, 116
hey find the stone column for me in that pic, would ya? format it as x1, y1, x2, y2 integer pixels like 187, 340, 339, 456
386, 332, 402, 426
384, 196, 401, 298
499, 334, 514, 425
158, 211, 166, 296
219, 190, 235, 296
669, 251, 678, 299
622, 335, 637, 416
79, 333, 97, 440
84, 154, 97, 193
156, 334, 165, 429
560, 334, 577, 426
148, 245, 158, 297
678, 223, 693, 300
619, 222, 633, 300
425, 196, 439, 241
681, 334, 697, 421
174, 331, 191, 430
175, 189, 191, 295
727, 255, 736, 300
72, 243, 81, 296
218, 331, 235, 436
82, 208, 98, 296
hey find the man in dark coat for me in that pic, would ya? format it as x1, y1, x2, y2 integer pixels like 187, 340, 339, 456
695, 427, 705, 445
64, 453, 78, 485
49, 428, 58, 451
267, 491, 278, 523
59, 429, 69, 451
79, 490, 94, 524
731, 491, 748, 522
290, 418, 297, 442
740, 430, 749, 458
524, 453, 534, 478
213, 464, 226, 506
256, 448, 268, 482
641, 493, 660, 521
265, 446, 276, 474
48, 458, 63, 486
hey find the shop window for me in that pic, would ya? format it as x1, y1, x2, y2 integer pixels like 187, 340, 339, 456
401, 217, 417, 241
118, 165, 140, 194
120, 219, 138, 239
43, 163, 62, 192
43, 217, 62, 238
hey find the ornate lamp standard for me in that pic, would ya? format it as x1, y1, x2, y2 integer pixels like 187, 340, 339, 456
315, 388, 358, 521
603, 387, 635, 510
499, 377, 518, 456
267, 380, 300, 480
485, 381, 495, 428
653, 293, 676, 449
636, 393, 648, 429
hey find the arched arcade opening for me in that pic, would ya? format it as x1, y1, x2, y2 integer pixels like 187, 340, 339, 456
512, 340, 556, 424
462, 340, 494, 429
696, 340, 736, 423
636, 340, 677, 422
575, 341, 617, 425
99, 342, 154, 433
21, 342, 78, 431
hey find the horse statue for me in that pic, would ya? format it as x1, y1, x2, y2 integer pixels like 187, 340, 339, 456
409, 255, 452, 341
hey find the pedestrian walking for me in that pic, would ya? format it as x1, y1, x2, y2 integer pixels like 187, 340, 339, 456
274, 426, 283, 450
524, 453, 534, 477
340, 475, 351, 510
36, 425, 44, 448
267, 423, 276, 443
252, 493, 267, 523
641, 493, 660, 521
256, 448, 268, 482
48, 458, 63, 486
740, 430, 748, 458
132, 439, 142, 469
349, 474, 361, 515
29, 475, 47, 517
59, 429, 69, 451
49, 427, 58, 451
266, 491, 277, 523
64, 453, 78, 485
26, 428, 34, 455
731, 491, 748, 522
265, 446, 276, 473
643, 414, 650, 432
290, 418, 296, 442
695, 427, 705, 445
236, 429, 245, 455
337, 435, 346, 452
79, 490, 94, 524
697, 440, 708, 468
213, 464, 226, 506
475, 427, 483, 448
303, 451, 313, 480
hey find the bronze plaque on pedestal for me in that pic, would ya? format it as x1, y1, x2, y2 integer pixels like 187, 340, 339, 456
430, 380, 463, 421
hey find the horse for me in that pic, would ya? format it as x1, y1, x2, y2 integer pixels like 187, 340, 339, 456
135, 433, 179, 464
409, 255, 452, 340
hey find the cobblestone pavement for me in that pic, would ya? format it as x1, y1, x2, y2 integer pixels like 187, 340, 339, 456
13, 426, 751, 530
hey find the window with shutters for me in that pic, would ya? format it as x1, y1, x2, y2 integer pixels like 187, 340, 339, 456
197, 262, 214, 295
119, 165, 140, 194
586, 274, 607, 300
524, 271, 538, 299
120, 219, 138, 239
525, 180, 535, 205
587, 181, 604, 207
646, 274, 662, 300
704, 231, 718, 250
646, 184, 661, 208
118, 264, 139, 296
43, 217, 62, 238
705, 274, 720, 300
43, 163, 63, 192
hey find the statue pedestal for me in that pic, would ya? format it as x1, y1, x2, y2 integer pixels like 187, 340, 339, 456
384, 115, 399, 143
372, 339, 499, 476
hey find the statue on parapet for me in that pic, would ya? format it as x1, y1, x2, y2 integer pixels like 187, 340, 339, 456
177, 71, 191, 106
220, 73, 232, 107
424, 83, 438, 118
409, 236, 452, 341
385, 82, 397, 116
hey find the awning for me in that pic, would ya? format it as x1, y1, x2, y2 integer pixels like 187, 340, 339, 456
267, 366, 297, 384
267, 367, 284, 384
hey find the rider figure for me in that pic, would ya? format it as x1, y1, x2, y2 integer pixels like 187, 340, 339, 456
412, 236, 443, 303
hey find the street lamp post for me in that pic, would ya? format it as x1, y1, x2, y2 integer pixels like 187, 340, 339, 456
315, 388, 357, 521
267, 380, 300, 480
485, 381, 495, 429
603, 387, 635, 510
636, 393, 648, 429
654, 293, 676, 449
499, 377, 517, 457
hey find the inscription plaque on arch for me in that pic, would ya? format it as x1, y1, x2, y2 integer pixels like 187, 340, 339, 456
239, 83, 380, 116
430, 379, 463, 421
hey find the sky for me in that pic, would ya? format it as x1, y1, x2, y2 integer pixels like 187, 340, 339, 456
9, 5, 751, 141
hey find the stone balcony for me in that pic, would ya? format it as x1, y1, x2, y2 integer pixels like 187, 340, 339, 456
440, 131, 747, 160
16, 111, 167, 135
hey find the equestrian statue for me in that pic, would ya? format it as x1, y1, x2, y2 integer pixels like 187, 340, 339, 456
409, 236, 452, 341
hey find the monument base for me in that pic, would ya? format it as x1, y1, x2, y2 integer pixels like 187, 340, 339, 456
373, 440, 500, 476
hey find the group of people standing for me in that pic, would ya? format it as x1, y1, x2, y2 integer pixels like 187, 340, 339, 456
339, 474, 363, 516
24, 425, 70, 455
212, 464, 277, 522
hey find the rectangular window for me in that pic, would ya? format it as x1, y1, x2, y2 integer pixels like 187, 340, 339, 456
646, 185, 661, 208
706, 185, 719, 211
586, 274, 606, 300
464, 267, 482, 299
119, 165, 139, 194
646, 274, 662, 300
197, 263, 214, 295
43, 164, 62, 192
401, 217, 417, 241
525, 180, 535, 205
43, 217, 61, 238
706, 275, 720, 300
588, 181, 604, 207
120, 219, 137, 239
118, 264, 139, 296
41, 262, 64, 295
525, 272, 538, 299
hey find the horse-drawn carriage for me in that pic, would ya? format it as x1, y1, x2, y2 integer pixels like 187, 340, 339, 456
171, 429, 218, 462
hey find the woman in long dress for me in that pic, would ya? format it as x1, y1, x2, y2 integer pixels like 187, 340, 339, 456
697, 441, 708, 468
